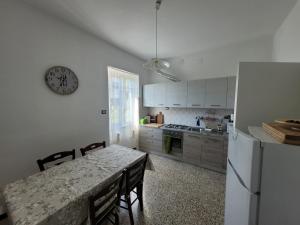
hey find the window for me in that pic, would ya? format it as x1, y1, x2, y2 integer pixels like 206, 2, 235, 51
108, 67, 139, 147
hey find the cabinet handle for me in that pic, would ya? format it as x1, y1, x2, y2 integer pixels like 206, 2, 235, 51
187, 134, 201, 139
206, 137, 221, 143
192, 104, 201, 106
210, 104, 221, 107
173, 104, 181, 106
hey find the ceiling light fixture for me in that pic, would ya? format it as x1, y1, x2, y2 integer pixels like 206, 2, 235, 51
143, 0, 180, 82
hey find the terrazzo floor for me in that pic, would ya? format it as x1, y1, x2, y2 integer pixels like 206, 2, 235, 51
0, 154, 226, 225
117, 154, 226, 225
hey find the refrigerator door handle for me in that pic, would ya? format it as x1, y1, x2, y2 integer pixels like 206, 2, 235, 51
228, 159, 260, 195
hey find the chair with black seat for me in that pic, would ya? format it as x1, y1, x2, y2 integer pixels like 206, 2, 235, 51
120, 154, 148, 225
80, 141, 106, 156
36, 149, 75, 171
89, 172, 124, 225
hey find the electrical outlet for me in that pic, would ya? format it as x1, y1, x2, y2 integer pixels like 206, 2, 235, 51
98, 109, 108, 118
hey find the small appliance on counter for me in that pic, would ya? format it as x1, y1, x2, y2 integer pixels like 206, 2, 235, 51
150, 115, 157, 123
140, 113, 160, 125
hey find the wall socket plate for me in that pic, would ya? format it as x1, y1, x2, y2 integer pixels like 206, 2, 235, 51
98, 109, 108, 118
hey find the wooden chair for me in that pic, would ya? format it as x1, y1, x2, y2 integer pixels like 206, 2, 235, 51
120, 154, 148, 225
36, 149, 75, 171
89, 172, 124, 225
80, 141, 106, 156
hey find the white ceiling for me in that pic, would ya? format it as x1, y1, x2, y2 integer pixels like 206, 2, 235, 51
22, 0, 297, 60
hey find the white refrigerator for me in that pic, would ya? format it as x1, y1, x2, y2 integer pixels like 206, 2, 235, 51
225, 126, 300, 225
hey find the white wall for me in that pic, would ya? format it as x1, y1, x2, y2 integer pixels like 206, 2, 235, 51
149, 35, 273, 83
273, 0, 300, 61
0, 0, 147, 188
235, 62, 300, 133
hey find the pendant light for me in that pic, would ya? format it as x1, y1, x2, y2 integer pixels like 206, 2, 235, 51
143, 0, 180, 82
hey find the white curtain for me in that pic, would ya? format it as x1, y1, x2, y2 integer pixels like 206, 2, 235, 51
108, 67, 139, 148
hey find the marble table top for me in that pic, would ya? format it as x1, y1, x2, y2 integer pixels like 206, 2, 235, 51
2, 145, 146, 225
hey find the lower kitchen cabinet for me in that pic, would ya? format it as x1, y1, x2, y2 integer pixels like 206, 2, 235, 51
183, 133, 227, 173
139, 126, 228, 173
139, 126, 162, 153
182, 133, 202, 166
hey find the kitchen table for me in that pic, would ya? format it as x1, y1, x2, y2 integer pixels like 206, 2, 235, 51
2, 145, 147, 225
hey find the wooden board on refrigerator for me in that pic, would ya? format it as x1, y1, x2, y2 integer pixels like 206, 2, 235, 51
274, 119, 300, 128
262, 122, 300, 145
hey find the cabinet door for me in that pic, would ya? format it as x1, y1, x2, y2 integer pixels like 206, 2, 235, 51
152, 83, 166, 107
187, 79, 205, 108
183, 133, 202, 165
201, 136, 226, 170
143, 84, 155, 107
226, 77, 236, 109
165, 81, 187, 107
205, 78, 227, 108
139, 127, 162, 153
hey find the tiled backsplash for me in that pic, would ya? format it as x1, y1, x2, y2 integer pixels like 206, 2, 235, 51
149, 108, 234, 128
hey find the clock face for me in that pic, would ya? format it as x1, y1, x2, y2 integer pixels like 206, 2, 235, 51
45, 66, 78, 95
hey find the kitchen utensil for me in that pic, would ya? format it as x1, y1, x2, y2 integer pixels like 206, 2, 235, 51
156, 112, 164, 124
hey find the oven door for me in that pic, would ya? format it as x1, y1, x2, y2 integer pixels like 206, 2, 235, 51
163, 131, 183, 156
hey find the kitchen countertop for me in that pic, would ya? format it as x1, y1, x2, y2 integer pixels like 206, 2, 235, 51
140, 123, 164, 128
140, 124, 228, 138
183, 129, 228, 138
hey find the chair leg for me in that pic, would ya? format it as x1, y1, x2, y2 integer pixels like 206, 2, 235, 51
126, 194, 134, 225
137, 183, 144, 211
114, 212, 119, 225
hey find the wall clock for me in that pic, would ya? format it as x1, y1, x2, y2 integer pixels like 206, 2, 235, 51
45, 66, 78, 95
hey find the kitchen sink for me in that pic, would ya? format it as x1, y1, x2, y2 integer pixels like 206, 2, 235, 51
187, 127, 224, 135
187, 127, 205, 132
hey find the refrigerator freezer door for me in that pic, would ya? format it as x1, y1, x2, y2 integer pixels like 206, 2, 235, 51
228, 128, 261, 192
225, 162, 259, 225
258, 143, 300, 225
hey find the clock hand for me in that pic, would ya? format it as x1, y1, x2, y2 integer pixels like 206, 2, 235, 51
59, 76, 63, 87
65, 75, 68, 87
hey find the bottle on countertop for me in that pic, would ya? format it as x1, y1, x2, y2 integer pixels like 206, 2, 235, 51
196, 116, 201, 126
196, 116, 206, 128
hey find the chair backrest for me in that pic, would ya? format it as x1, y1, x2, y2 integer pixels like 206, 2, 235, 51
125, 154, 148, 193
80, 141, 106, 156
36, 149, 75, 171
89, 172, 124, 225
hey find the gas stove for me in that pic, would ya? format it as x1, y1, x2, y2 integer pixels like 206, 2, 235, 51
163, 124, 189, 130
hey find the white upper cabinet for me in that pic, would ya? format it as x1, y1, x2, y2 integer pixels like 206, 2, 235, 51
187, 79, 205, 108
143, 84, 155, 107
226, 76, 236, 109
152, 83, 166, 107
143, 83, 166, 107
143, 77, 234, 109
204, 78, 227, 108
165, 81, 187, 107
